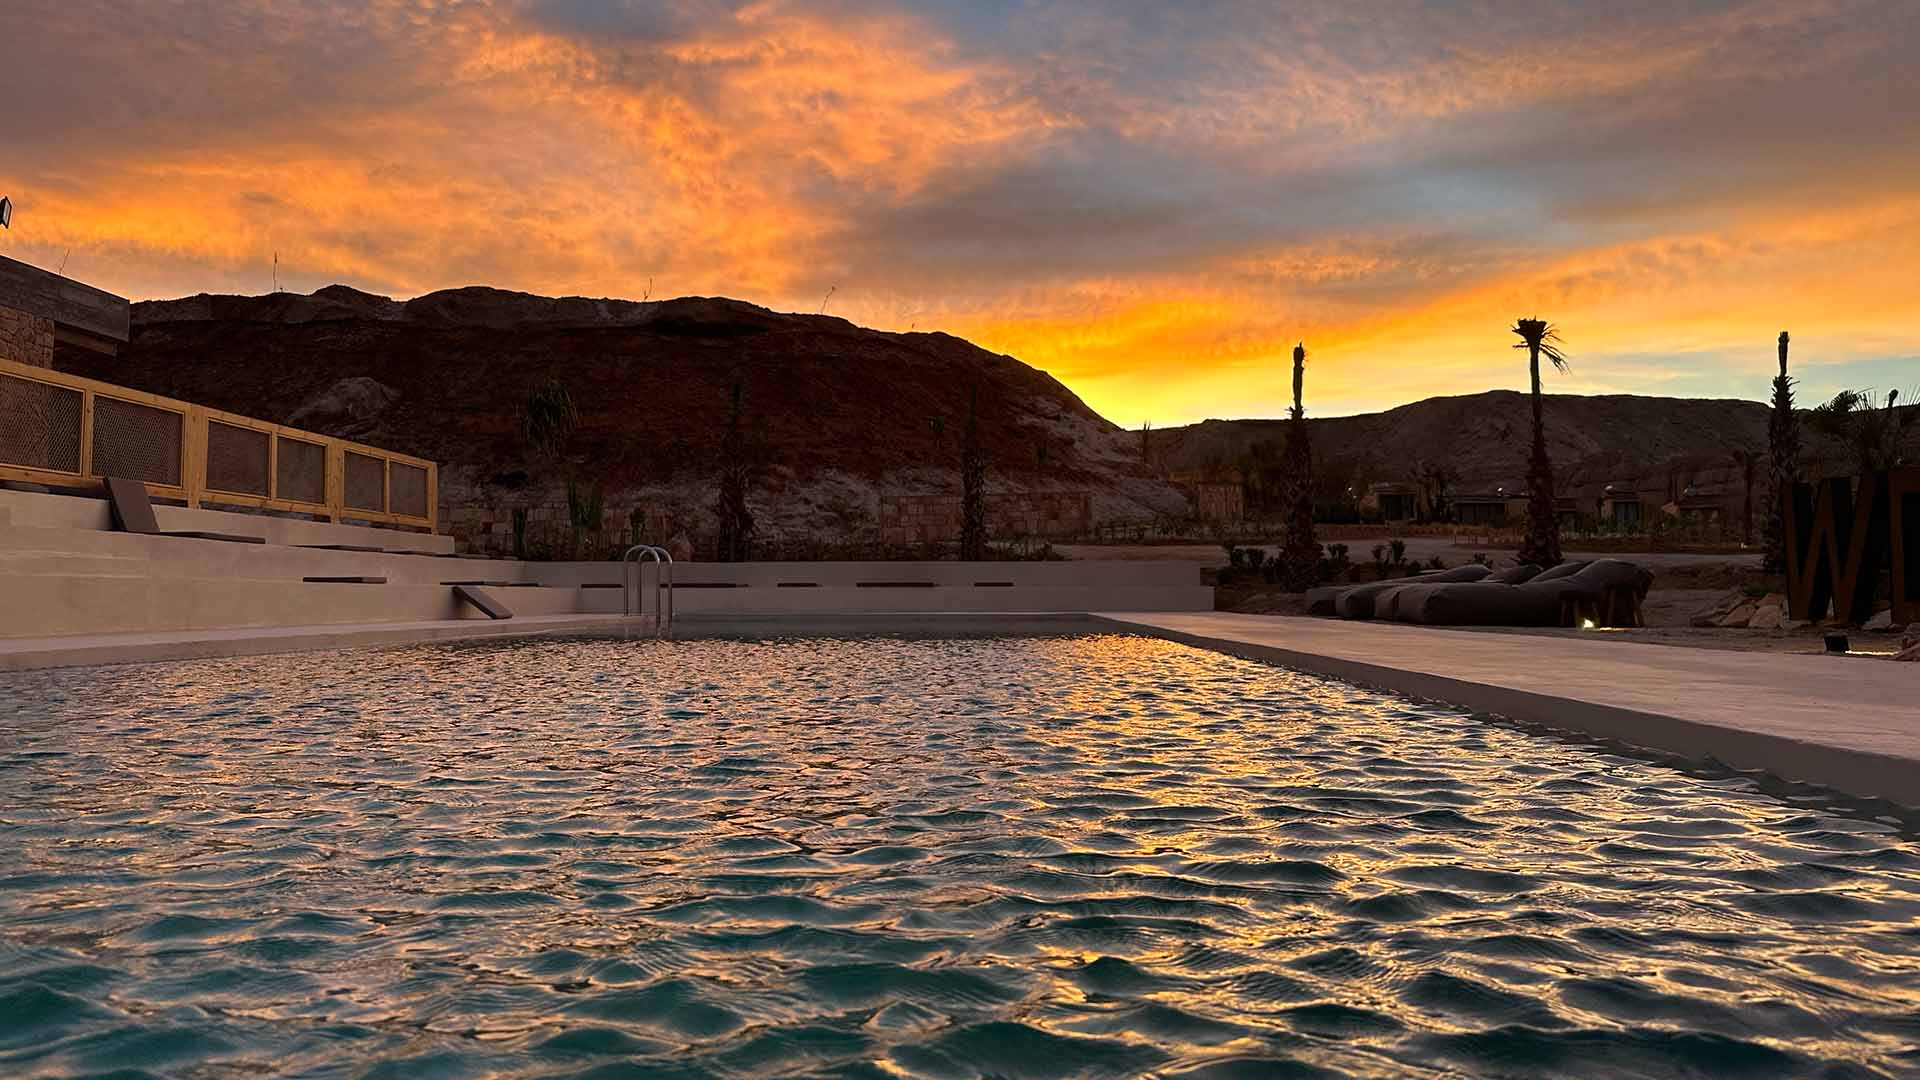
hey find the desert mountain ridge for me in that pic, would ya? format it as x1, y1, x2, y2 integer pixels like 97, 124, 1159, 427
65, 284, 1183, 553
1152, 391, 1772, 493
48, 282, 1844, 552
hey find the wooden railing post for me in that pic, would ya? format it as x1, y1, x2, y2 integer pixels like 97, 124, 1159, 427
325, 444, 344, 523
76, 389, 95, 480
182, 405, 206, 509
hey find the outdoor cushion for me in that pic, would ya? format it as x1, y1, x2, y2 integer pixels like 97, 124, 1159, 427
1396, 559, 1650, 626
1334, 564, 1492, 619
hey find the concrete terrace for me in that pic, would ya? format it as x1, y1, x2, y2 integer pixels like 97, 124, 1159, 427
1097, 612, 1920, 809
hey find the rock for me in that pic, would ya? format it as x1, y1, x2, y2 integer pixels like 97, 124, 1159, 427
1896, 642, 1920, 662
1862, 610, 1894, 632
666, 531, 694, 562
1689, 589, 1745, 628
1717, 603, 1757, 628
1781, 619, 1811, 631
288, 376, 399, 434
1747, 605, 1785, 630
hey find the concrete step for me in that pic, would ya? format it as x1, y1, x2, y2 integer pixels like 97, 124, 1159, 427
0, 574, 589, 638
0, 549, 152, 577
0, 487, 455, 553
0, 523, 527, 585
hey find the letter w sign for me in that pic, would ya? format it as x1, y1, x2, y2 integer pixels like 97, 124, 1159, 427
1783, 470, 1918, 625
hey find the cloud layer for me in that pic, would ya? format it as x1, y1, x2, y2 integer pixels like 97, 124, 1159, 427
3, 0, 1916, 423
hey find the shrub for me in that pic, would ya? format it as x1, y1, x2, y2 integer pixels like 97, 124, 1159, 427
1320, 542, 1352, 580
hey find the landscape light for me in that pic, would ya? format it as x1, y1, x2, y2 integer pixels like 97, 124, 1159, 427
0, 196, 11, 229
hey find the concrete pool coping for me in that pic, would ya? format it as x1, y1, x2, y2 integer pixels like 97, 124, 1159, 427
1094, 613, 1920, 810
2, 609, 1913, 809
0, 612, 1106, 672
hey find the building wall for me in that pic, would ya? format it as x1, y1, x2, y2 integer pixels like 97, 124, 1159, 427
878, 491, 1092, 545
0, 305, 55, 368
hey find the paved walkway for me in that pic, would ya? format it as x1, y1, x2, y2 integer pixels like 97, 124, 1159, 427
1098, 612, 1919, 808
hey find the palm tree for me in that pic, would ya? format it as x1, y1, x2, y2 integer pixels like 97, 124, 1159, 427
959, 385, 987, 560
1807, 387, 1915, 476
714, 381, 755, 561
1761, 331, 1799, 574
1512, 318, 1568, 568
1731, 448, 1760, 546
1277, 341, 1319, 590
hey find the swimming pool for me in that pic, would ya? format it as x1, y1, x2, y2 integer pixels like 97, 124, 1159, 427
1, 634, 1916, 1078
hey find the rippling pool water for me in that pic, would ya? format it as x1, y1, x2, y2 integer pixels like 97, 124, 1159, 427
2, 634, 1917, 1079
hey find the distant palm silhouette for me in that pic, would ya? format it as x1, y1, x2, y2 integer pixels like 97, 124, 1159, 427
1762, 331, 1799, 573
1512, 318, 1568, 568
1278, 341, 1319, 590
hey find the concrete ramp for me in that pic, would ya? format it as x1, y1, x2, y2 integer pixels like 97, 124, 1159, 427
454, 585, 513, 620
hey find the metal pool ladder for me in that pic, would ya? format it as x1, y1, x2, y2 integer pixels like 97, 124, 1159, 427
621, 545, 675, 633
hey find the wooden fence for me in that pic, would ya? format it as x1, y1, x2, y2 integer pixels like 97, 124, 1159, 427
0, 357, 436, 532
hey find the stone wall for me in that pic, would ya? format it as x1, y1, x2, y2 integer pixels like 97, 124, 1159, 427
0, 305, 55, 368
1191, 482, 1244, 522
878, 491, 1092, 545
441, 498, 687, 560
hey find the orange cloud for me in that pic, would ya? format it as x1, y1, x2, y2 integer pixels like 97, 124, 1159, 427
2, 0, 1917, 426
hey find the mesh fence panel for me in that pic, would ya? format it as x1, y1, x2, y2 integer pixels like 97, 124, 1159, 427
345, 451, 386, 512
389, 462, 429, 519
276, 437, 326, 505
0, 373, 83, 473
205, 421, 270, 496
91, 397, 183, 486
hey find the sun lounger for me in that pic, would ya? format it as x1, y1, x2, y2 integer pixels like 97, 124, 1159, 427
303, 576, 387, 584
103, 477, 265, 544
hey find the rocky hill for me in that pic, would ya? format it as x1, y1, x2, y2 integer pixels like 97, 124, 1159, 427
63, 285, 1185, 555
1152, 391, 1775, 493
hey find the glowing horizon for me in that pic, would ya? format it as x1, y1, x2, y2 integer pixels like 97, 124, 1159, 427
3, 0, 1916, 426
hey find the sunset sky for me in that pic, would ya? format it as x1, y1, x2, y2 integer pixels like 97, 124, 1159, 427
3, 0, 1916, 426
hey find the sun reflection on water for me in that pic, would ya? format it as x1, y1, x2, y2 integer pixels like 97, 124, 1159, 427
0, 634, 1916, 1078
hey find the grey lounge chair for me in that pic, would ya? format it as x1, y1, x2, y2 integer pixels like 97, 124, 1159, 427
103, 477, 265, 544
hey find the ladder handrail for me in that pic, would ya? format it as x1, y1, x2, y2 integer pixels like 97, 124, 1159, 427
620, 544, 675, 631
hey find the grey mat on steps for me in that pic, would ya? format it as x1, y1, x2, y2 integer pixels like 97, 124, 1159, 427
452, 585, 513, 620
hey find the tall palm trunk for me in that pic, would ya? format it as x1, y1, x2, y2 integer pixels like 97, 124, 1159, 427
1512, 318, 1566, 568
715, 382, 755, 562
1278, 342, 1319, 590
959, 385, 987, 561
1761, 331, 1799, 573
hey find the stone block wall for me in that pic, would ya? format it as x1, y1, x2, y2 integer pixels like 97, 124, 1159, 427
441, 498, 684, 559
0, 305, 55, 368
1191, 482, 1244, 522
879, 491, 1092, 545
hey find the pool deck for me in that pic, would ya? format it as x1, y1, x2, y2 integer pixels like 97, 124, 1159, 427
1098, 612, 1920, 809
